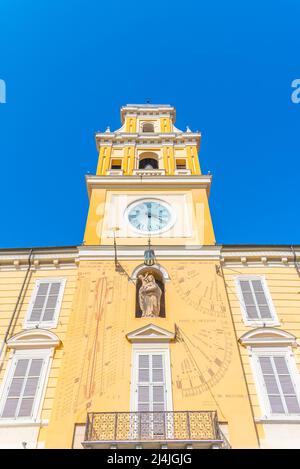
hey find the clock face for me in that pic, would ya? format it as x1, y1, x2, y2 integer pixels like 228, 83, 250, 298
127, 199, 174, 234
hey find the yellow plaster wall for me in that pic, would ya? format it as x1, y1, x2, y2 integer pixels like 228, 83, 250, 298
160, 117, 172, 133
96, 143, 202, 176
125, 117, 137, 133
44, 260, 259, 448
83, 188, 215, 246
0, 267, 78, 436
223, 265, 300, 423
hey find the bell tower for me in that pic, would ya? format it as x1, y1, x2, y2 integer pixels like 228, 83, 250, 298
84, 104, 215, 246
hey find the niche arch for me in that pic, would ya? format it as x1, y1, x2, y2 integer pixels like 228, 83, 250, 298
134, 266, 166, 318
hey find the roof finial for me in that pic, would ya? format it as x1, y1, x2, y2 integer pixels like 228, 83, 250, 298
146, 98, 151, 104
105, 126, 110, 133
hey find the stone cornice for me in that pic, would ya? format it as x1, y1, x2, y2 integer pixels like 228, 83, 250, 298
78, 245, 221, 261
220, 244, 300, 264
120, 104, 176, 123
85, 174, 212, 198
95, 132, 201, 151
0, 246, 78, 270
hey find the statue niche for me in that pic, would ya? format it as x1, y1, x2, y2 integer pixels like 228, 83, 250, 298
136, 270, 165, 318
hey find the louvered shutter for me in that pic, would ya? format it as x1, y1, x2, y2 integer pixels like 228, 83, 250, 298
273, 356, 300, 413
28, 281, 62, 323
136, 353, 166, 412
138, 355, 150, 412
258, 355, 300, 415
252, 280, 272, 319
239, 278, 273, 321
239, 280, 259, 319
1, 358, 44, 418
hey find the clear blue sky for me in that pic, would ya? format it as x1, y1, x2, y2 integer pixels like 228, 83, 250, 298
0, 0, 299, 247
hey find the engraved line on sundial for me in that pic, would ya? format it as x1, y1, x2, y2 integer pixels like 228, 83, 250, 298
175, 324, 227, 420
176, 318, 232, 397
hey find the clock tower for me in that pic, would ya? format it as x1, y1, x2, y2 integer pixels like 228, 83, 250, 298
84, 104, 215, 247
45, 104, 259, 449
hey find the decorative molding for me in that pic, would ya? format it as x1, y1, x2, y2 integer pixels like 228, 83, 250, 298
130, 263, 170, 282
78, 245, 222, 261
6, 329, 61, 350
239, 327, 298, 348
86, 174, 212, 198
126, 324, 175, 343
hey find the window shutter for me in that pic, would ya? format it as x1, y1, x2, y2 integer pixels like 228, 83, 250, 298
239, 278, 273, 321
152, 354, 164, 382
252, 280, 272, 319
28, 281, 62, 323
273, 357, 300, 414
136, 353, 166, 412
239, 280, 259, 319
258, 355, 300, 415
1, 358, 44, 419
138, 355, 150, 411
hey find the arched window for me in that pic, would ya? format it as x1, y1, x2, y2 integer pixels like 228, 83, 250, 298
138, 152, 159, 170
135, 267, 166, 318
142, 123, 154, 133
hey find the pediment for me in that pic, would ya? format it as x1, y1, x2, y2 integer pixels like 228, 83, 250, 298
126, 324, 175, 343
7, 328, 61, 349
239, 327, 297, 348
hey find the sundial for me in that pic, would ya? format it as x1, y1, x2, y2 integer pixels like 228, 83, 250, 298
170, 263, 234, 396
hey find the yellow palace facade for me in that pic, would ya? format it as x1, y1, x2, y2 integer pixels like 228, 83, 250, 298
0, 104, 300, 449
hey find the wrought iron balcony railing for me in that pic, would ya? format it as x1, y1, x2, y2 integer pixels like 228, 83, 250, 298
84, 411, 227, 447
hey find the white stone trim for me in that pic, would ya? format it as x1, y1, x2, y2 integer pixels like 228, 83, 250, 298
126, 324, 175, 343
78, 245, 221, 261
249, 347, 300, 420
130, 263, 170, 282
86, 175, 211, 198
6, 329, 61, 350
23, 278, 66, 330
130, 344, 173, 412
239, 328, 297, 348
0, 348, 54, 423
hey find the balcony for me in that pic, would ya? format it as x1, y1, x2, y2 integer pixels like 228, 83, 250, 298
82, 411, 229, 449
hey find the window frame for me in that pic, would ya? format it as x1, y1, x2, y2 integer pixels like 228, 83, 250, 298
110, 159, 122, 170
130, 344, 173, 413
235, 275, 279, 327
141, 122, 155, 133
24, 278, 66, 329
175, 159, 187, 170
0, 348, 52, 423
250, 346, 300, 421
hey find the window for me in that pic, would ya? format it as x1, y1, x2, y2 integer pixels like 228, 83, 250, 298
252, 350, 300, 418
142, 123, 154, 133
137, 353, 165, 413
236, 277, 277, 325
25, 279, 66, 328
131, 346, 172, 438
111, 159, 122, 170
138, 158, 158, 170
131, 346, 172, 412
0, 350, 50, 420
175, 159, 186, 170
